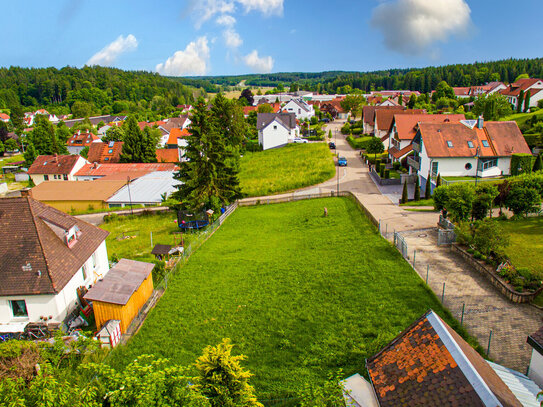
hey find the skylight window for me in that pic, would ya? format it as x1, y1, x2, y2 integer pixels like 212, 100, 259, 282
447, 141, 453, 148
482, 140, 490, 147
467, 141, 474, 148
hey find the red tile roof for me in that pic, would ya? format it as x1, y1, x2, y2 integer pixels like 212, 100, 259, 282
367, 310, 521, 407
66, 131, 99, 147
167, 128, 190, 146
27, 155, 83, 175
363, 105, 405, 126
388, 144, 413, 159
0, 197, 108, 296
0, 113, 9, 121
500, 78, 543, 97
156, 148, 179, 163
375, 109, 423, 133
393, 114, 465, 140
138, 121, 166, 131
87, 141, 124, 163
419, 121, 530, 158
75, 162, 176, 177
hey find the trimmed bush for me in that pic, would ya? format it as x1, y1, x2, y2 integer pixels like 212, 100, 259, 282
384, 169, 390, 179
393, 161, 401, 171
510, 153, 533, 176
380, 166, 385, 178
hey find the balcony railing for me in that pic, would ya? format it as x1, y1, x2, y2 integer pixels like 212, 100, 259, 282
407, 156, 420, 170
412, 142, 421, 153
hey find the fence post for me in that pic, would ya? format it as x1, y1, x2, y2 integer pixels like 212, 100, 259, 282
150, 231, 153, 248
426, 265, 429, 284
487, 330, 493, 356
413, 250, 416, 268
441, 282, 446, 304
460, 303, 465, 326
378, 220, 381, 234
385, 223, 388, 237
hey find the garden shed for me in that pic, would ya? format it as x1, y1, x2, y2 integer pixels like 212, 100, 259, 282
84, 259, 154, 334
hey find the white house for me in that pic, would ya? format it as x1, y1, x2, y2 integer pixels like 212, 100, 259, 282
408, 117, 531, 190
27, 155, 89, 185
0, 197, 110, 332
280, 99, 314, 120
500, 78, 543, 110
257, 112, 299, 150
387, 113, 465, 163
66, 130, 101, 154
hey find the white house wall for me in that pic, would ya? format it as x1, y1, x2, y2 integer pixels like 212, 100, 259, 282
258, 121, 290, 150
529, 349, 543, 388
0, 241, 109, 327
420, 149, 511, 177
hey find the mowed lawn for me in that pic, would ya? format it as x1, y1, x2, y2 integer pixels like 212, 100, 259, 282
111, 198, 476, 400
239, 143, 335, 197
500, 217, 543, 275
101, 211, 189, 263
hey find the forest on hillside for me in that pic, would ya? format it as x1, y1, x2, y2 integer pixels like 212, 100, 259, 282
191, 58, 543, 93
0, 66, 198, 118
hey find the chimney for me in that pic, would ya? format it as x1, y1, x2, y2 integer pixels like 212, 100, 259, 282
477, 115, 484, 129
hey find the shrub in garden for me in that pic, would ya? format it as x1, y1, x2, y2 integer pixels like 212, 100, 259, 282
436, 173, 442, 187
393, 161, 401, 171
384, 169, 390, 179
472, 219, 509, 257
380, 166, 385, 178
425, 171, 432, 198
455, 222, 474, 246
414, 176, 420, 201
533, 154, 543, 172
471, 184, 498, 220
433, 186, 450, 211
444, 183, 475, 222
401, 181, 408, 204
505, 186, 541, 217
510, 153, 533, 176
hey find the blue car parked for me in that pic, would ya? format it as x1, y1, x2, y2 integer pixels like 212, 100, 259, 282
338, 157, 347, 166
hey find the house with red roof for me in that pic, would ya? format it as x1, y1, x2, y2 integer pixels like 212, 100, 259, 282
66, 130, 100, 154
387, 114, 466, 163
242, 103, 281, 117
408, 117, 531, 190
74, 162, 176, 181
87, 141, 124, 163
343, 310, 539, 407
156, 148, 180, 163
27, 155, 89, 185
373, 108, 424, 143
320, 99, 348, 119
0, 197, 110, 331
0, 113, 9, 123
501, 78, 543, 110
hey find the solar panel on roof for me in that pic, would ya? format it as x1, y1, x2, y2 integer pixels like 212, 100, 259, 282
108, 141, 115, 147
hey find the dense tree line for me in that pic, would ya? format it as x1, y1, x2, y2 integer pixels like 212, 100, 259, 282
0, 66, 196, 117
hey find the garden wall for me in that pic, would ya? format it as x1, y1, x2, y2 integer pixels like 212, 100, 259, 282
369, 168, 401, 186
451, 244, 543, 303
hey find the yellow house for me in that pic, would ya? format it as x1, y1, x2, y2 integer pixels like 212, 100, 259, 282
29, 179, 126, 213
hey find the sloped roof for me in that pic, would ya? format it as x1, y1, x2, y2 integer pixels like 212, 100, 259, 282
75, 162, 176, 177
363, 105, 405, 126
528, 325, 543, 356
61, 115, 127, 128
66, 131, 99, 147
393, 114, 466, 140
375, 108, 423, 132
27, 155, 83, 175
321, 100, 345, 113
156, 148, 179, 163
30, 180, 126, 202
388, 144, 413, 159
367, 310, 521, 407
106, 171, 180, 204
0, 197, 108, 296
87, 141, 124, 164
419, 121, 530, 158
84, 259, 154, 305
167, 128, 190, 145
501, 78, 543, 97
257, 113, 297, 131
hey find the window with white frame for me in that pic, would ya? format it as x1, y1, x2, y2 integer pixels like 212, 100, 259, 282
82, 264, 88, 281
431, 161, 439, 176
480, 158, 498, 170
92, 253, 97, 269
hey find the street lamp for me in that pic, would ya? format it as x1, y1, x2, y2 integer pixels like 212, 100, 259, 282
474, 147, 480, 187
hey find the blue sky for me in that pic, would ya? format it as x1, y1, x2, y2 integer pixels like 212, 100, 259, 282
1, 0, 542, 76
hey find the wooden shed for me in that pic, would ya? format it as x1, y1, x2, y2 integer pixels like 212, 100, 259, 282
84, 259, 154, 334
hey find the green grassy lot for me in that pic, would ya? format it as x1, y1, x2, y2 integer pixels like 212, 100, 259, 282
0, 154, 24, 168
501, 110, 543, 125
110, 197, 481, 400
239, 143, 335, 197
100, 211, 200, 263
498, 217, 543, 304
400, 198, 435, 207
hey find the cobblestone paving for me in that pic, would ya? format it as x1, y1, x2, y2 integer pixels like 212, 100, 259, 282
400, 228, 542, 372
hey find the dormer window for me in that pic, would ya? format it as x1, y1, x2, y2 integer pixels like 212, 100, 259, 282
482, 140, 490, 147
467, 141, 474, 148
447, 141, 453, 148
65, 225, 81, 247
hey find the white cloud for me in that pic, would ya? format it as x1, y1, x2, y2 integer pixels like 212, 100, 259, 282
243, 50, 274, 73
193, 0, 235, 29
236, 0, 283, 16
223, 28, 243, 48
216, 14, 236, 26
87, 34, 138, 66
370, 0, 472, 55
155, 37, 210, 76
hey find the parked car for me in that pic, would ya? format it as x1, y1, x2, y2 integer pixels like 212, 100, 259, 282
320, 118, 330, 123
328, 142, 336, 149
293, 138, 308, 143
338, 157, 347, 166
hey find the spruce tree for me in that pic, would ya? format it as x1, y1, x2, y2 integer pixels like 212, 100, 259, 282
23, 141, 37, 166
120, 116, 157, 163
524, 90, 531, 112
195, 339, 262, 407
401, 181, 409, 204
436, 173, 442, 187
425, 171, 432, 198
414, 176, 421, 201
